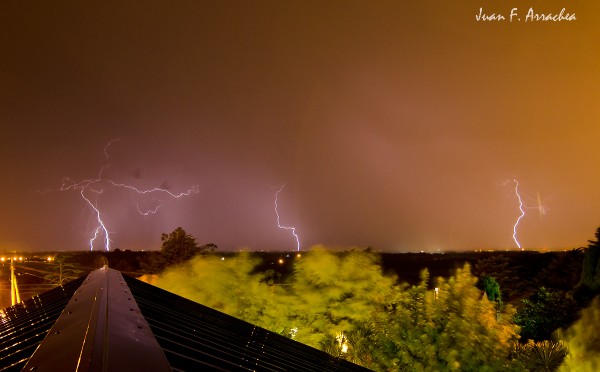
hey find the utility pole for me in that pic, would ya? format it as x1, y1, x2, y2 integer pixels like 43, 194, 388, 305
10, 258, 21, 306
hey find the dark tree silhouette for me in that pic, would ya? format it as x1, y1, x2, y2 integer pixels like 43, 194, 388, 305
142, 227, 216, 273
578, 227, 600, 292
161, 227, 217, 265
515, 287, 577, 342
160, 227, 199, 266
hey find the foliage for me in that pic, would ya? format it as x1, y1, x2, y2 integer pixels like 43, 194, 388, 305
478, 275, 502, 303
558, 297, 600, 371
538, 250, 583, 292
515, 287, 578, 342
42, 253, 88, 284
367, 265, 520, 371
279, 247, 395, 355
43, 262, 85, 285
512, 340, 568, 372
160, 227, 200, 265
148, 248, 527, 370
577, 227, 600, 293
154, 252, 271, 324
473, 254, 534, 304
142, 227, 216, 273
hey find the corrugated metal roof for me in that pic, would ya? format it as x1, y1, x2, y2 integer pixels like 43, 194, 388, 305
124, 275, 368, 371
0, 276, 85, 371
0, 268, 369, 371
23, 267, 171, 372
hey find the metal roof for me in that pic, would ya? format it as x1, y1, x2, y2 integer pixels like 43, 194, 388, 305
0, 267, 369, 371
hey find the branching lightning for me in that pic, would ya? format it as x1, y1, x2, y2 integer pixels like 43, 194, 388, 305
512, 179, 526, 250
54, 140, 199, 251
274, 184, 301, 251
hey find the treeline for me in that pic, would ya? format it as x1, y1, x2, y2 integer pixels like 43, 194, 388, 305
43, 226, 600, 370
143, 229, 600, 371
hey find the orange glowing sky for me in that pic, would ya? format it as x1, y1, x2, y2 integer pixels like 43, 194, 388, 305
1, 1, 599, 252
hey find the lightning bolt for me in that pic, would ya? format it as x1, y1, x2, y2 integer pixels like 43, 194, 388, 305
103, 138, 121, 158
274, 185, 301, 251
54, 140, 199, 251
512, 178, 525, 251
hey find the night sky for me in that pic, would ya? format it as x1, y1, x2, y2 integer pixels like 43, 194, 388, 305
1, 1, 599, 252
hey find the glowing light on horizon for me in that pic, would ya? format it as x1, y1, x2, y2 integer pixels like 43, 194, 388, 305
54, 140, 199, 251
512, 179, 525, 250
274, 184, 301, 251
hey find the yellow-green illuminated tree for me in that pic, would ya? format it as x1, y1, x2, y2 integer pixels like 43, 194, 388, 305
365, 265, 521, 371
148, 249, 524, 371
558, 297, 600, 371
280, 247, 395, 355
153, 252, 272, 324
431, 266, 519, 370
